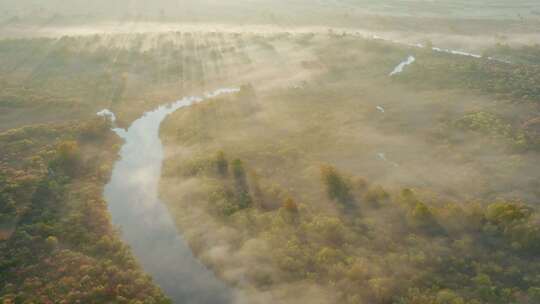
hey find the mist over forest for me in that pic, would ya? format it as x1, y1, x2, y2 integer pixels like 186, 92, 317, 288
1, 1, 540, 304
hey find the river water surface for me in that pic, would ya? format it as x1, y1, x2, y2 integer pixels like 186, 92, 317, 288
103, 88, 239, 304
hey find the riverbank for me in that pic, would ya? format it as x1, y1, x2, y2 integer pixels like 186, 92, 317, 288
0, 118, 170, 303
158, 33, 540, 303
102, 89, 240, 304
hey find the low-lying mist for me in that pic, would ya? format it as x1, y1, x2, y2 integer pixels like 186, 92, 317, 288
2, 2, 540, 302
156, 33, 540, 303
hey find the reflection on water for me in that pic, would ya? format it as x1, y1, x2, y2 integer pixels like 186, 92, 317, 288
389, 55, 415, 76
103, 89, 239, 304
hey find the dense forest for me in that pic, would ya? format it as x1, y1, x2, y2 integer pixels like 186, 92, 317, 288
0, 118, 169, 303
0, 30, 307, 303
159, 35, 540, 303
0, 19, 539, 304
163, 148, 540, 303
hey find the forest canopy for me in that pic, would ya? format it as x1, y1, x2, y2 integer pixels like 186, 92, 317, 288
1, 2, 540, 303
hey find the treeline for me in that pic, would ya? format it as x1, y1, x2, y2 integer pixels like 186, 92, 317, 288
167, 150, 540, 304
444, 111, 539, 152
0, 119, 170, 303
0, 32, 274, 131
0, 33, 260, 110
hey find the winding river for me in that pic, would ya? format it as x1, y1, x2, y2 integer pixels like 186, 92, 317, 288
97, 36, 496, 303
102, 88, 239, 304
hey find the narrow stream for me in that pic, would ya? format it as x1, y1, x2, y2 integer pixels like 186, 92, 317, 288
102, 88, 239, 304
390, 55, 416, 76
